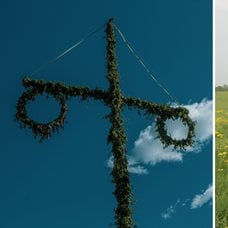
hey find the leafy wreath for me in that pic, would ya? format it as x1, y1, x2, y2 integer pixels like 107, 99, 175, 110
16, 79, 68, 141
155, 109, 195, 149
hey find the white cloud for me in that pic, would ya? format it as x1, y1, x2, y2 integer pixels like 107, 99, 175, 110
191, 184, 213, 209
161, 200, 181, 220
106, 99, 212, 174
161, 198, 192, 220
184, 99, 212, 142
127, 99, 212, 172
161, 184, 212, 219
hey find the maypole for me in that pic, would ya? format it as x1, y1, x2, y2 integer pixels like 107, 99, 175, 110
106, 18, 133, 227
15, 18, 195, 227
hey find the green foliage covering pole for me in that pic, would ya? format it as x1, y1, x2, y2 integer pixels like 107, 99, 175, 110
106, 18, 133, 227
15, 18, 195, 227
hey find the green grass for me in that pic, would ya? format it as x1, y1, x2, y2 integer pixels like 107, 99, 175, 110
216, 91, 228, 228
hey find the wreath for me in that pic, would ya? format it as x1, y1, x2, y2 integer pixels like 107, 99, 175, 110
155, 108, 195, 149
16, 85, 68, 142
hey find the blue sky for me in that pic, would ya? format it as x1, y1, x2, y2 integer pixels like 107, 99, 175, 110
0, 1, 212, 227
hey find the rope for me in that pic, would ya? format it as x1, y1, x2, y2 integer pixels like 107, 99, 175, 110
28, 20, 179, 105
114, 23, 179, 105
30, 22, 106, 76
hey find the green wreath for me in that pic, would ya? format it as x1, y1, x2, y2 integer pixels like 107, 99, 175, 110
16, 86, 68, 141
155, 109, 195, 149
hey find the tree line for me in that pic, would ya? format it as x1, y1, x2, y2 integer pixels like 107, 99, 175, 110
216, 85, 228, 91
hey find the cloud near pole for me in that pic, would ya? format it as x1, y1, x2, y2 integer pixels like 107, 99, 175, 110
127, 99, 212, 174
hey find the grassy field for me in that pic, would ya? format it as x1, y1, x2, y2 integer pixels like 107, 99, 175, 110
216, 91, 228, 228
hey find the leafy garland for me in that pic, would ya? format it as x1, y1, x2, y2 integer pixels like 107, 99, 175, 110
123, 96, 195, 149
15, 18, 195, 228
16, 83, 67, 141
155, 109, 195, 149
16, 77, 108, 142
105, 19, 133, 228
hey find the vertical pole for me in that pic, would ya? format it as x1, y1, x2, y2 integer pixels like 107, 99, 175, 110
106, 18, 133, 228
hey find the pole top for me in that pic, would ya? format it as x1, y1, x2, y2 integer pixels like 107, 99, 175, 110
108, 17, 114, 24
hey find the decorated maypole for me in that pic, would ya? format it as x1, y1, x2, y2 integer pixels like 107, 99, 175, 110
106, 18, 133, 227
15, 18, 195, 227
